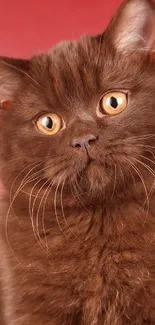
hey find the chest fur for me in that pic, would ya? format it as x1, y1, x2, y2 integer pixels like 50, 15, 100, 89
2, 198, 155, 324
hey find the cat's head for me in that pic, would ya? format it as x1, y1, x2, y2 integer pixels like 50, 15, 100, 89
1, 0, 155, 203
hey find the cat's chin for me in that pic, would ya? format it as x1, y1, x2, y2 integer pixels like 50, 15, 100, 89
76, 161, 112, 199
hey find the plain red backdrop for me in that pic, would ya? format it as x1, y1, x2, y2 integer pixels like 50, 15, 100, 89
0, 0, 122, 58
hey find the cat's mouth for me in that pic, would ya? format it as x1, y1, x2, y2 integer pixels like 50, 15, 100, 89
76, 146, 107, 180
84, 147, 104, 168
81, 146, 100, 165
77, 156, 111, 191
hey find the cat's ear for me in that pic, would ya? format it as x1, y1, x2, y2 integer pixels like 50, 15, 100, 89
106, 0, 155, 54
0, 57, 30, 110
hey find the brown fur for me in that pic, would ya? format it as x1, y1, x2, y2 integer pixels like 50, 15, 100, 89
1, 0, 155, 324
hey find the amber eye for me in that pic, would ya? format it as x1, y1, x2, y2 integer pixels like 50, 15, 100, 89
100, 92, 127, 115
36, 113, 62, 135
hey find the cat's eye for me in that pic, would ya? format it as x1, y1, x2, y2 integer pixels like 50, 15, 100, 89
36, 113, 62, 135
99, 92, 127, 116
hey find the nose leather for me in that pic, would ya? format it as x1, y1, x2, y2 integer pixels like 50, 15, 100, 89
71, 134, 97, 149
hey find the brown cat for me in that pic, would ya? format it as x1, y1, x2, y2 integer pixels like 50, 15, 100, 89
1, 0, 155, 324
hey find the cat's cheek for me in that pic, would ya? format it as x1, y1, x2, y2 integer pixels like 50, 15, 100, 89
43, 154, 87, 183
15, 136, 50, 161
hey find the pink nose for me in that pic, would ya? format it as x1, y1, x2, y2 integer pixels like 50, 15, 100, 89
71, 134, 97, 149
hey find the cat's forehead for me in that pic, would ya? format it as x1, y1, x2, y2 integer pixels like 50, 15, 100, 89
48, 39, 100, 103
30, 38, 102, 110
48, 38, 98, 71
28, 36, 146, 115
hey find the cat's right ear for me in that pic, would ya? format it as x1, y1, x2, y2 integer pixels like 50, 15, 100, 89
0, 57, 30, 110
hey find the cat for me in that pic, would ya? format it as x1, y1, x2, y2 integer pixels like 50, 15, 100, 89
1, 0, 155, 324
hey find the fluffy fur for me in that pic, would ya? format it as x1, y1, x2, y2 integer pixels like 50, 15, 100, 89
1, 0, 155, 324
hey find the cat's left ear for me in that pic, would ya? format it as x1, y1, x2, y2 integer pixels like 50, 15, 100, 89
105, 0, 155, 54
0, 57, 30, 110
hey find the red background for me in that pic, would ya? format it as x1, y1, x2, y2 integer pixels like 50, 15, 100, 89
0, 0, 122, 58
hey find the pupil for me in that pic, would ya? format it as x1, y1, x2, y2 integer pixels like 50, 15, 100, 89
110, 97, 118, 109
43, 117, 53, 129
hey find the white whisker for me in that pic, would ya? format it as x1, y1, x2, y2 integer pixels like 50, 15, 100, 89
125, 158, 150, 223
111, 163, 117, 199
60, 180, 86, 247
54, 174, 67, 238
5, 162, 42, 265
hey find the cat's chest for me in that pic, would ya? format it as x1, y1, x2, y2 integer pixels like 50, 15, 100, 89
3, 201, 155, 323
7, 202, 155, 292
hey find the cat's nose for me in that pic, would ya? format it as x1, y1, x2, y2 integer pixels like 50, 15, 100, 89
71, 134, 97, 149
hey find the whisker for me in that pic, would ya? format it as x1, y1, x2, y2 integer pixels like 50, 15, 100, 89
125, 158, 150, 221
126, 133, 155, 141
134, 144, 155, 151
9, 162, 42, 203
142, 149, 155, 160
119, 165, 125, 187
139, 155, 155, 168
132, 157, 155, 209
54, 174, 67, 238
29, 178, 47, 225
60, 180, 86, 247
20, 189, 43, 198
29, 177, 51, 253
41, 179, 57, 252
5, 162, 42, 265
133, 158, 155, 178
35, 178, 56, 253
128, 167, 137, 188
70, 180, 90, 210
111, 163, 117, 199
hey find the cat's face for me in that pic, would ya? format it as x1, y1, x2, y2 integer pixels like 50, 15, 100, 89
1, 0, 155, 202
